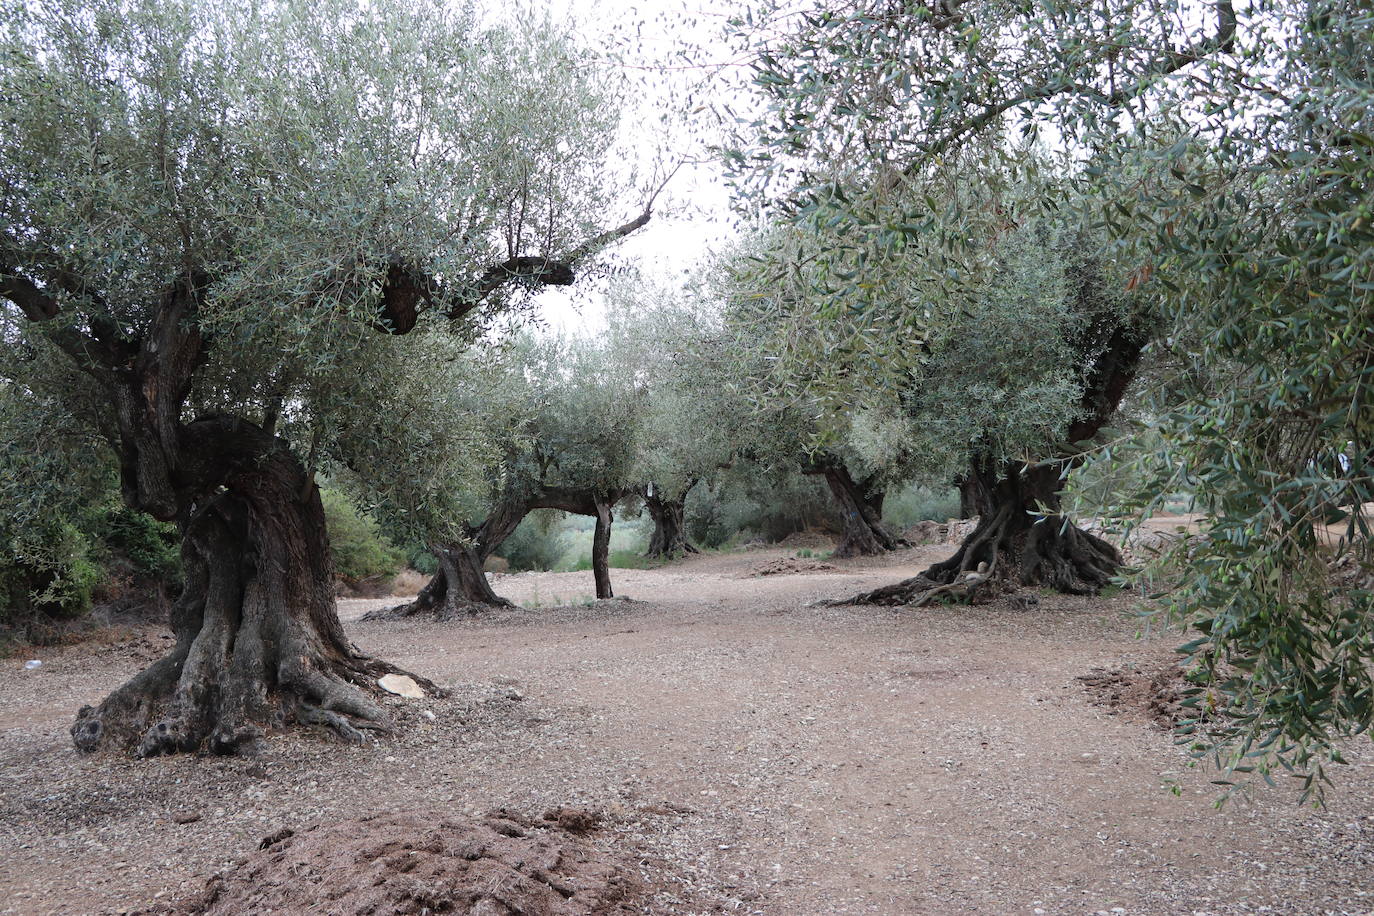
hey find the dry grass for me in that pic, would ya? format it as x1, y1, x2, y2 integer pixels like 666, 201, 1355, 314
388, 567, 429, 596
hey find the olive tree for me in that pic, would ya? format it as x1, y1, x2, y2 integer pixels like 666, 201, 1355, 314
595, 243, 910, 558
368, 330, 647, 617
0, 0, 653, 755
726, 0, 1373, 793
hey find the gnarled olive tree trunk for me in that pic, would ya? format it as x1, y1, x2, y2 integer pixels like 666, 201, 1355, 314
839, 458, 1120, 606
834, 317, 1149, 607
642, 481, 698, 560
67, 287, 432, 756
368, 499, 528, 620
371, 484, 625, 619
806, 462, 906, 558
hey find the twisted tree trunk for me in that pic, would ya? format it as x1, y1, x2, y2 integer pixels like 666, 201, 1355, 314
370, 483, 625, 618
832, 310, 1150, 607
642, 481, 698, 560
63, 284, 433, 756
809, 463, 906, 558
73, 421, 435, 756
837, 458, 1120, 606
367, 499, 527, 620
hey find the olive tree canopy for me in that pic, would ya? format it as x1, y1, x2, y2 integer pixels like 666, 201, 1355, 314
0, 0, 654, 755
724, 0, 1374, 796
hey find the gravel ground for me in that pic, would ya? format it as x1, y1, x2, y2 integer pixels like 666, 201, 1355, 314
3, 545, 1374, 915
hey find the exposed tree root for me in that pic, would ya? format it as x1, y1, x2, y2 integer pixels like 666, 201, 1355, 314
829, 471, 1121, 608
362, 542, 515, 622
71, 454, 439, 757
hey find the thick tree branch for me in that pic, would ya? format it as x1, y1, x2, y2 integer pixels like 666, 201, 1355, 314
442, 203, 656, 323
382, 161, 683, 329
0, 270, 59, 321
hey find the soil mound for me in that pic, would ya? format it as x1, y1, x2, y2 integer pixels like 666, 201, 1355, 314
902, 520, 948, 545
175, 808, 643, 915
775, 529, 835, 550
749, 558, 836, 577
1078, 663, 1205, 729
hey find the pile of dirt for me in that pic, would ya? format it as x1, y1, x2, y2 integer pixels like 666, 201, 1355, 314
334, 576, 399, 599
1078, 662, 1207, 729
170, 808, 644, 916
749, 558, 837, 577
775, 529, 835, 550
903, 520, 949, 545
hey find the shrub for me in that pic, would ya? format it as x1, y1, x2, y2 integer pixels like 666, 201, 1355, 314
883, 483, 962, 526
496, 510, 568, 572
88, 501, 181, 584
685, 474, 838, 548
320, 489, 405, 585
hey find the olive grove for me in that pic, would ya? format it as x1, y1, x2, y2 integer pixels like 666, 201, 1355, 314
0, 0, 655, 755
724, 0, 1373, 793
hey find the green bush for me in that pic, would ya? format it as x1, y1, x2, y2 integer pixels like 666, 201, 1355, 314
883, 483, 962, 526
685, 474, 838, 548
553, 514, 650, 571
88, 501, 181, 583
320, 489, 405, 584
495, 510, 568, 572
0, 521, 103, 652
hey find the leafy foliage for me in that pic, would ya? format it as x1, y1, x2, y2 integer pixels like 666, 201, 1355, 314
725, 0, 1374, 797
320, 489, 406, 586
495, 510, 569, 572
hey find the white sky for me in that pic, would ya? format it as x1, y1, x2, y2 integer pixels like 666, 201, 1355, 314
530, 0, 745, 333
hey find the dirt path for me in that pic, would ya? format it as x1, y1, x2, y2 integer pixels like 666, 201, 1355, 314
3, 547, 1373, 915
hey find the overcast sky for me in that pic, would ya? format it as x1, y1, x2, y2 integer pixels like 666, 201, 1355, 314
530, 0, 746, 333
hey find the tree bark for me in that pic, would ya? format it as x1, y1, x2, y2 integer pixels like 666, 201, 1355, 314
591, 495, 614, 599
837, 458, 1120, 606
39, 281, 433, 757
832, 308, 1151, 607
367, 499, 527, 620
642, 482, 699, 559
72, 425, 436, 756
809, 464, 906, 558
956, 474, 988, 519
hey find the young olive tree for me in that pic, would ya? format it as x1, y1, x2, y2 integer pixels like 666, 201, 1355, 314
0, 0, 654, 755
